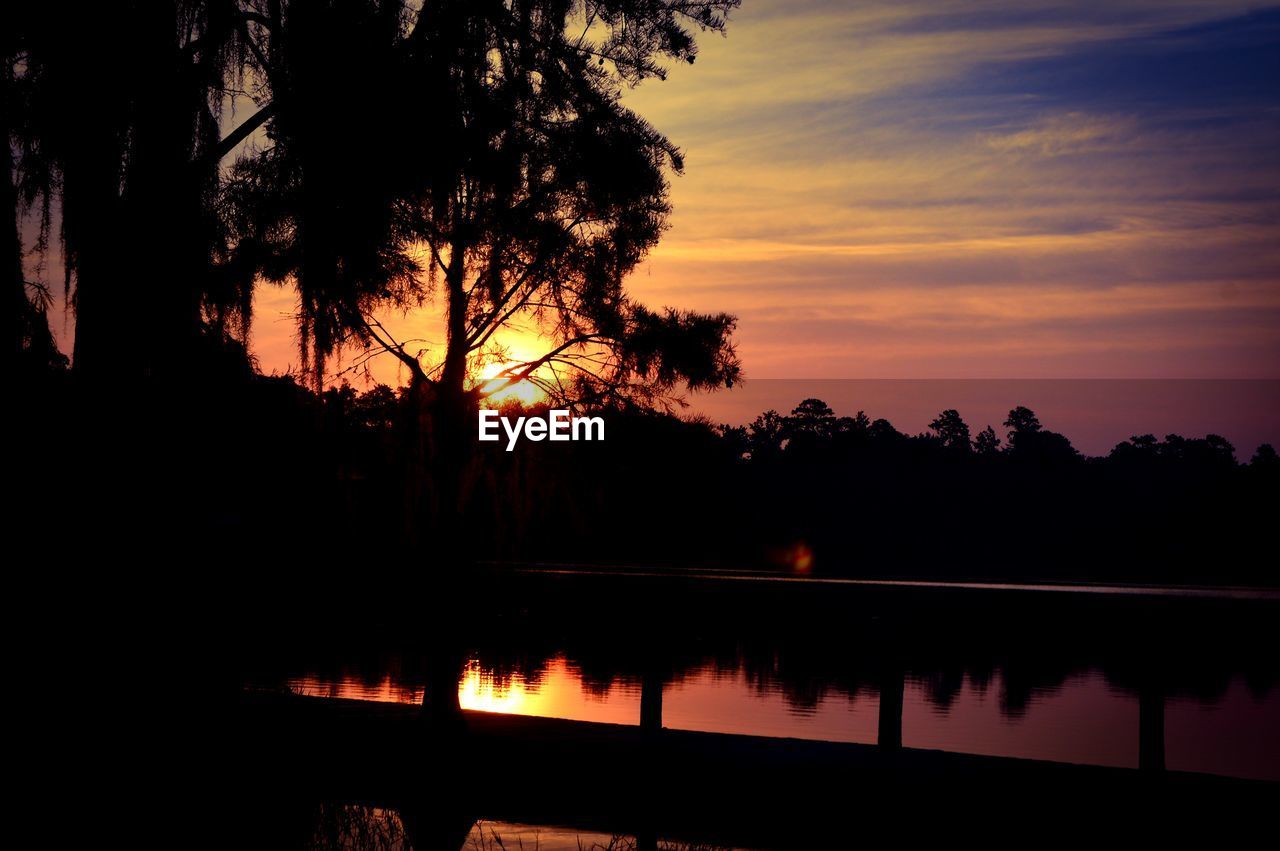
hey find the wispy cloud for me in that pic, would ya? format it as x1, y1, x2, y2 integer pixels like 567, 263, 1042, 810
614, 0, 1280, 378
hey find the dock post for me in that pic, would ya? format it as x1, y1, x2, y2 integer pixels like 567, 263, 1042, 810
878, 659, 904, 750
640, 666, 664, 734
1139, 684, 1165, 772
637, 663, 664, 850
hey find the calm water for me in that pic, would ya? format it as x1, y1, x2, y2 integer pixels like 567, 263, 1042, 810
244, 571, 1280, 788
281, 652, 1279, 781
238, 574, 1279, 851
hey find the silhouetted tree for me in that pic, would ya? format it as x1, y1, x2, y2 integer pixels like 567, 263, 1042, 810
830, 411, 872, 451
748, 409, 788, 460
1158, 433, 1237, 468
868, 417, 904, 444
840, 410, 871, 434
1252, 443, 1278, 468
788, 398, 836, 440
222, 1, 742, 552
352, 384, 400, 432
1002, 406, 1078, 463
1108, 434, 1163, 470
718, 423, 751, 461
1131, 434, 1160, 451
974, 425, 1000, 456
929, 409, 971, 453
12, 2, 261, 382
1003, 406, 1041, 450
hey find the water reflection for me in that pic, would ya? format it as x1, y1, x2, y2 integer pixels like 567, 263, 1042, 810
274, 651, 1278, 781
663, 662, 879, 742
289, 658, 646, 724
245, 577, 1280, 784
905, 670, 1137, 768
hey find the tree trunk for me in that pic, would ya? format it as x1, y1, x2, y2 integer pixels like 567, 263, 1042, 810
434, 230, 474, 564
61, 2, 214, 387
415, 233, 477, 726
124, 1, 207, 384
67, 146, 128, 383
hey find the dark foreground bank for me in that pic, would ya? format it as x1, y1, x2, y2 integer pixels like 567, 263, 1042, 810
236, 689, 1275, 849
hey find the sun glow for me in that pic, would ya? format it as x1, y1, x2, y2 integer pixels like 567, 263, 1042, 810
480, 374, 545, 406
476, 327, 553, 406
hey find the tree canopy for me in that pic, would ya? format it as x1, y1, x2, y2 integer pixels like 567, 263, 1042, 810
7, 1, 743, 406
222, 0, 745, 404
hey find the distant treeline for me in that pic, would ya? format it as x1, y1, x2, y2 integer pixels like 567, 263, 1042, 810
17, 363, 1277, 585
159, 377, 1271, 587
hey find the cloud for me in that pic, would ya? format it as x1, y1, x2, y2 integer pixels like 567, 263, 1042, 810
605, 1, 1280, 379
981, 113, 1130, 156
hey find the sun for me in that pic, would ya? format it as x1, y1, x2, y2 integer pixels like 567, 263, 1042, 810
480, 374, 544, 406
475, 327, 552, 407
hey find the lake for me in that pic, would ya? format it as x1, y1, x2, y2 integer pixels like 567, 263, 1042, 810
280, 654, 1277, 781
247, 570, 1280, 784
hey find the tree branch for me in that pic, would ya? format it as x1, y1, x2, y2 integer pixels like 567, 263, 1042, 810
362, 316, 431, 384
482, 333, 608, 395
214, 102, 276, 162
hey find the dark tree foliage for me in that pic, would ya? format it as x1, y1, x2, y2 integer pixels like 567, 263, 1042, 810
7, 0, 742, 400
1252, 443, 1278, 468
746, 409, 788, 459
8, 1, 744, 563
222, 0, 742, 405
1003, 405, 1077, 465
974, 425, 1001, 455
238, 390, 1278, 587
10, 2, 255, 382
1003, 405, 1041, 446
220, 0, 426, 384
929, 409, 971, 453
789, 398, 836, 436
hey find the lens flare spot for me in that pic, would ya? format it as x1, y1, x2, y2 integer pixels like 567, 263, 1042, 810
790, 543, 814, 574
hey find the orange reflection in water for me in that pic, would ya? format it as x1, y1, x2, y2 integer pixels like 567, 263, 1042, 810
456, 659, 641, 724
288, 674, 424, 704
457, 661, 532, 714
287, 657, 643, 725
283, 662, 1278, 781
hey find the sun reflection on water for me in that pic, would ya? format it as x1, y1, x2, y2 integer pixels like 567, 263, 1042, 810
457, 661, 531, 714
278, 657, 1279, 780
284, 656, 644, 724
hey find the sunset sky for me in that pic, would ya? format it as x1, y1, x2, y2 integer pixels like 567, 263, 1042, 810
611, 0, 1280, 380
34, 1, 1280, 383
249, 0, 1280, 383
